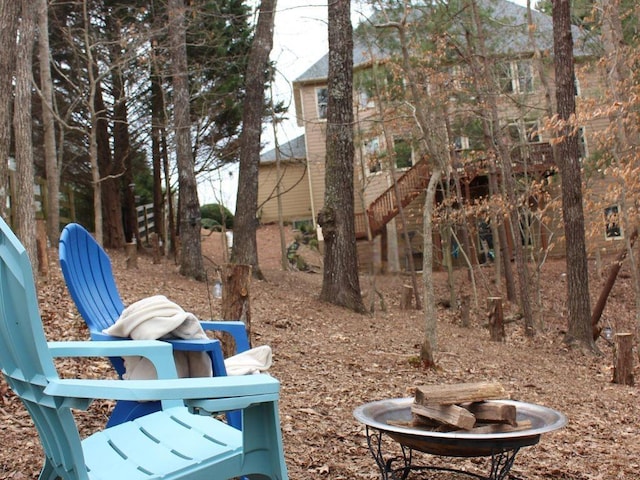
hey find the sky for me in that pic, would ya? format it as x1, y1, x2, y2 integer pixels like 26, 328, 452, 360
199, 0, 530, 212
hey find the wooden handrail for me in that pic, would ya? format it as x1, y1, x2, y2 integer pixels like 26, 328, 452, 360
355, 142, 555, 240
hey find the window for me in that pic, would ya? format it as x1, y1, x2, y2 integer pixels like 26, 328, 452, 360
357, 90, 375, 110
604, 205, 623, 240
316, 87, 328, 120
365, 137, 382, 174
393, 137, 413, 169
453, 136, 470, 150
498, 61, 534, 94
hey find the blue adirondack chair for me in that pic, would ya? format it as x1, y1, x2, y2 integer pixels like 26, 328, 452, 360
59, 222, 250, 428
0, 217, 288, 480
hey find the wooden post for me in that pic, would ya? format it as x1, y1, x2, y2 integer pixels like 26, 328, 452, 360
488, 296, 505, 342
125, 242, 137, 269
460, 294, 470, 327
400, 284, 413, 310
36, 219, 49, 278
613, 333, 634, 386
221, 264, 252, 356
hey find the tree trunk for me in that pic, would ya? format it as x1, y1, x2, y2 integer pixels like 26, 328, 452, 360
150, 37, 165, 254
318, 0, 366, 313
469, 0, 531, 330
83, 0, 103, 245
94, 69, 124, 249
107, 14, 137, 246
221, 263, 252, 354
552, 0, 595, 350
232, 0, 276, 280
14, 0, 38, 272
168, 0, 204, 280
37, 0, 59, 247
421, 170, 442, 368
0, 2, 18, 221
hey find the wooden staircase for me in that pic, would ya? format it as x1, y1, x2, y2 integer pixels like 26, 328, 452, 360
353, 142, 555, 240
355, 157, 430, 239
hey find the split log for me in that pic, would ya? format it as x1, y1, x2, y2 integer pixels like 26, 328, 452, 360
487, 297, 505, 341
415, 381, 509, 406
471, 420, 532, 434
462, 401, 517, 426
411, 403, 476, 430
613, 333, 634, 386
150, 233, 161, 264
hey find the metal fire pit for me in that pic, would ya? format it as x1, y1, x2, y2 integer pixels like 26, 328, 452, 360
354, 398, 567, 480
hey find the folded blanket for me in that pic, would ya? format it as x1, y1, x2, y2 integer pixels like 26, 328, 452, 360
225, 344, 272, 375
104, 295, 212, 380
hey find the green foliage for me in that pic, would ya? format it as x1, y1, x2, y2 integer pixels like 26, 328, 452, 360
186, 0, 253, 167
201, 203, 234, 229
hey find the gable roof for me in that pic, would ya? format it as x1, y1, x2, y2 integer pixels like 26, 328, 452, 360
294, 0, 592, 84
260, 134, 306, 164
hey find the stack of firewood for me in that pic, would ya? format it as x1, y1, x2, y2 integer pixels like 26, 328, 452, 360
392, 382, 532, 433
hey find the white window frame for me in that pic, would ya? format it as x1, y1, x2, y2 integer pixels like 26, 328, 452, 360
316, 87, 328, 120
364, 136, 382, 174
499, 60, 534, 94
392, 136, 413, 170
604, 205, 623, 240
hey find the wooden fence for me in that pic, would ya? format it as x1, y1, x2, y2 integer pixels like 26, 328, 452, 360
6, 175, 76, 227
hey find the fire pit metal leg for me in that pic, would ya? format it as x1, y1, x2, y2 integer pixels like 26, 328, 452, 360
489, 448, 520, 480
365, 426, 412, 480
364, 426, 523, 480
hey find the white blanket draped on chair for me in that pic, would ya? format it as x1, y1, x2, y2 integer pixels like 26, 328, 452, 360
105, 295, 272, 379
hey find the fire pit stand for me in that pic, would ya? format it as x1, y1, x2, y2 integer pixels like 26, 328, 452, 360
354, 398, 567, 480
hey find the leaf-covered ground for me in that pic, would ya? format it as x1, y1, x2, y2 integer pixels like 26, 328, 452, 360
1, 225, 638, 479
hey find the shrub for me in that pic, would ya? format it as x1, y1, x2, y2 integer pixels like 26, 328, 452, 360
201, 203, 234, 229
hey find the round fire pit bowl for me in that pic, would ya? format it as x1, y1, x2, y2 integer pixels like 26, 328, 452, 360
354, 397, 567, 458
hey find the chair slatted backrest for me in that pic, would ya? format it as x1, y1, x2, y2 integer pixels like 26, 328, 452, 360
59, 223, 124, 333
59, 223, 128, 377
0, 219, 89, 480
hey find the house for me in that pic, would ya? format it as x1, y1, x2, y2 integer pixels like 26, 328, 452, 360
258, 0, 619, 272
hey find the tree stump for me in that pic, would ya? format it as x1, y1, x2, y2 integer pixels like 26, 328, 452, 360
460, 294, 470, 327
488, 296, 505, 342
150, 233, 161, 264
125, 242, 137, 269
221, 264, 252, 356
613, 333, 634, 386
400, 285, 413, 310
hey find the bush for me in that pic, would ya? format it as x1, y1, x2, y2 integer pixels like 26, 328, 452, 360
201, 203, 234, 229
201, 218, 221, 231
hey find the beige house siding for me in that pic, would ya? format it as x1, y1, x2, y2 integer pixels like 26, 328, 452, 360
257, 161, 312, 224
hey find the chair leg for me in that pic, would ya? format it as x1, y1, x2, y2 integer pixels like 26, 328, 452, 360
242, 402, 288, 480
38, 460, 60, 480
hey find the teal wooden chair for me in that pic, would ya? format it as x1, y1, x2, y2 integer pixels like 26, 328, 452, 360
59, 222, 249, 428
0, 217, 288, 480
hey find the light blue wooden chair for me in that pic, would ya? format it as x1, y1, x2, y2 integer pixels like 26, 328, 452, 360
0, 217, 288, 480
59, 222, 249, 428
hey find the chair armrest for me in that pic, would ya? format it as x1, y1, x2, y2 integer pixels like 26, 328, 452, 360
44, 373, 280, 408
89, 331, 128, 342
200, 320, 250, 353
48, 340, 179, 380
